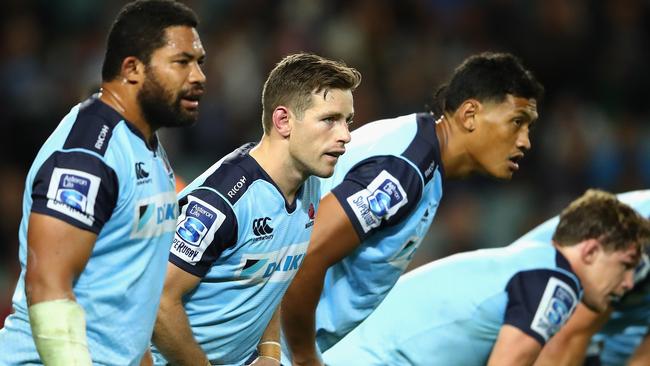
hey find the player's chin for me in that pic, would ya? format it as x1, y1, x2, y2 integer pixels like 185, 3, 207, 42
489, 167, 514, 180
312, 162, 336, 178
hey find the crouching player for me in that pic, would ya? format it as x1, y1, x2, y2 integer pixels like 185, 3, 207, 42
322, 189, 650, 366
530, 190, 650, 366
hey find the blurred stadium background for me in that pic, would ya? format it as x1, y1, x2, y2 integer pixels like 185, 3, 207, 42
1, 0, 649, 326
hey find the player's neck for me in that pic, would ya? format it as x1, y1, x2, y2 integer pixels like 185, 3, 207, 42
99, 82, 155, 146
250, 136, 304, 204
553, 242, 581, 276
435, 114, 478, 179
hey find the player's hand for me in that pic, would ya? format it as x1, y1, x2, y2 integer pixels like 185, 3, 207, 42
250, 355, 281, 366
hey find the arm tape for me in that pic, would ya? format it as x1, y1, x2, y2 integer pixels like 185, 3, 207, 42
28, 299, 92, 365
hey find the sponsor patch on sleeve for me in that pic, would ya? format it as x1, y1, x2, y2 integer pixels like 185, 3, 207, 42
530, 277, 578, 341
45, 168, 101, 226
171, 195, 226, 264
345, 170, 408, 233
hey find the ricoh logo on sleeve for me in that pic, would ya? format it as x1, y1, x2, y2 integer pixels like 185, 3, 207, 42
94, 125, 110, 150
171, 196, 226, 264
227, 176, 247, 198
46, 168, 101, 226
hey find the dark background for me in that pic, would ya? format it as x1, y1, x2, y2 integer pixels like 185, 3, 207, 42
2, 0, 649, 325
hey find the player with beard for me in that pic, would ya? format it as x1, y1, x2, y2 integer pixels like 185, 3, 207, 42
0, 1, 205, 365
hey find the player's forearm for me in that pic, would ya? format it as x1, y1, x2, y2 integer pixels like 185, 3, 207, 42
628, 334, 650, 366
534, 334, 590, 366
257, 307, 281, 363
152, 299, 209, 366
281, 268, 324, 364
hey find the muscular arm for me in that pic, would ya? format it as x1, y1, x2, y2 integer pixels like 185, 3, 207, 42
489, 325, 543, 366
26, 213, 96, 364
281, 193, 360, 366
26, 213, 96, 304
534, 305, 611, 366
152, 263, 208, 366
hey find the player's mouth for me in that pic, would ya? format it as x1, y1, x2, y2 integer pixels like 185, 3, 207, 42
324, 149, 345, 162
507, 153, 524, 171
608, 293, 622, 303
180, 91, 204, 110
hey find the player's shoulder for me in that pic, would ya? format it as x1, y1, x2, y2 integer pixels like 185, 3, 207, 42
346, 113, 443, 184
187, 143, 275, 207
58, 96, 128, 158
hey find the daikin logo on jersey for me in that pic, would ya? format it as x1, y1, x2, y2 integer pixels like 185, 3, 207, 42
46, 167, 101, 226
131, 191, 179, 239
171, 196, 225, 263
347, 170, 408, 233
236, 241, 309, 282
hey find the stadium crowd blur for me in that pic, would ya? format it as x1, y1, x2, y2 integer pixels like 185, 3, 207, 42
1, 0, 649, 325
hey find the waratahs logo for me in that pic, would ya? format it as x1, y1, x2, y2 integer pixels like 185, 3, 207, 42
367, 179, 404, 218
56, 174, 90, 212
177, 202, 217, 246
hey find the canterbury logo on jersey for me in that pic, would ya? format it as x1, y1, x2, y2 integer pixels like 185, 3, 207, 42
235, 241, 309, 283
135, 162, 152, 185
252, 217, 274, 242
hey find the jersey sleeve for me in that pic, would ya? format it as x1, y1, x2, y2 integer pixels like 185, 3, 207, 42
169, 188, 238, 278
30, 151, 118, 234
330, 155, 423, 241
504, 269, 581, 345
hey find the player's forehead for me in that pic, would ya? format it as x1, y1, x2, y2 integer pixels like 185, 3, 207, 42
157, 25, 205, 57
486, 94, 538, 119
612, 244, 642, 265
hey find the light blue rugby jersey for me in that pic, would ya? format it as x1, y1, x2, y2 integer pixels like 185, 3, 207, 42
513, 190, 650, 366
0, 96, 178, 365
324, 242, 582, 366
312, 112, 445, 352
152, 143, 320, 366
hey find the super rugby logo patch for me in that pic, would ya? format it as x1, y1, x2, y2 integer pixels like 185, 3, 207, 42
531, 277, 578, 341
171, 196, 226, 264
46, 168, 101, 226
346, 170, 408, 233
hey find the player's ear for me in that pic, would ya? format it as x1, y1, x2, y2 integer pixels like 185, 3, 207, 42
272, 106, 291, 138
457, 99, 479, 132
121, 56, 145, 85
580, 238, 601, 265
